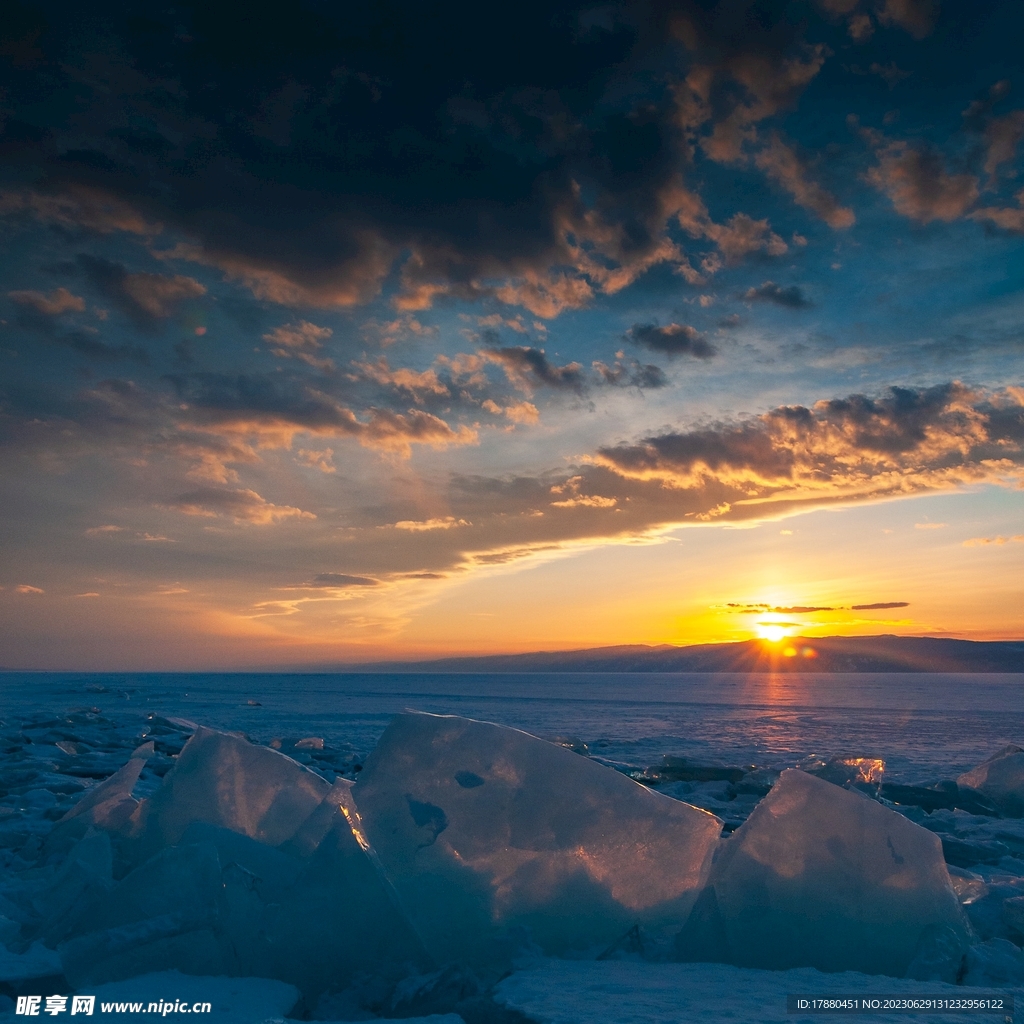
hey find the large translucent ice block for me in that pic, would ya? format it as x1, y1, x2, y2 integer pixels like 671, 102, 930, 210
676, 769, 971, 977
137, 726, 330, 850
354, 712, 721, 970
958, 745, 1024, 816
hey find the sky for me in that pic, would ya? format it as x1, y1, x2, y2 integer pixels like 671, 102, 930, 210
1, 0, 1023, 669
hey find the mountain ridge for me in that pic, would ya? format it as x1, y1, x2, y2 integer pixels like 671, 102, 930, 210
326, 635, 1024, 674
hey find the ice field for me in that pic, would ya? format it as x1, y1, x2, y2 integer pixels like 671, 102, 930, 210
1, 671, 1024, 1022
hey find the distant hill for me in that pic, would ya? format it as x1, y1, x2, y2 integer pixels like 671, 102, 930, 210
349, 636, 1024, 673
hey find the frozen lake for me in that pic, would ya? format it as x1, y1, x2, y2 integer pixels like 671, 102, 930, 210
2, 671, 1024, 1021
2, 670, 1023, 783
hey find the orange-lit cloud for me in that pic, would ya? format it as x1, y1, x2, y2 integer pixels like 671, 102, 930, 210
171, 486, 316, 525
8, 287, 85, 316
963, 534, 1024, 547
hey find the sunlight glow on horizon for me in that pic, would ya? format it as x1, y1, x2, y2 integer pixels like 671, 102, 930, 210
756, 623, 791, 643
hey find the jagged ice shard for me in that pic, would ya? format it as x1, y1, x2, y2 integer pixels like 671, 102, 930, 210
55, 728, 427, 1001
676, 769, 971, 978
135, 726, 331, 852
958, 745, 1024, 817
353, 712, 722, 972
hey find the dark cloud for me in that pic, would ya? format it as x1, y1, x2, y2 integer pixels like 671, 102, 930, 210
76, 255, 206, 326
816, 385, 953, 454
627, 323, 716, 359
166, 371, 478, 455
852, 601, 910, 610
876, 0, 939, 39
596, 383, 1024, 488
600, 419, 794, 480
818, 0, 938, 41
592, 359, 669, 389
483, 346, 586, 392
57, 330, 149, 364
8, 292, 149, 362
0, 0, 848, 318
743, 281, 812, 308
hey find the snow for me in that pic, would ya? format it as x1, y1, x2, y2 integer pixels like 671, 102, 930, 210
0, 940, 63, 983
494, 958, 1018, 1024
314, 1018, 463, 1024
676, 769, 971, 978
354, 712, 721, 973
0, 970, 301, 1024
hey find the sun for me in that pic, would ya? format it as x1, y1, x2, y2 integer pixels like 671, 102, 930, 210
757, 622, 790, 643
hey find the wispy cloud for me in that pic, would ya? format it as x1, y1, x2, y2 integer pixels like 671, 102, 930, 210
963, 534, 1024, 547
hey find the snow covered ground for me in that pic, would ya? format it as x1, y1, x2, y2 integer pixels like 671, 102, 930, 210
495, 960, 1019, 1024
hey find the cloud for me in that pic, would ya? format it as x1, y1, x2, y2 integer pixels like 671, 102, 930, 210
496, 400, 540, 424
7, 288, 149, 362
77, 256, 206, 324
296, 447, 336, 473
675, 192, 789, 264
307, 573, 379, 588
851, 601, 910, 609
0, 7, 819, 322
159, 234, 395, 310
549, 475, 617, 509
672, 34, 828, 165
754, 134, 856, 229
594, 383, 1024, 497
592, 359, 669, 389
85, 525, 125, 536
771, 605, 835, 613
727, 600, 909, 612
365, 315, 438, 347
864, 138, 979, 224
60, 330, 150, 363
626, 323, 716, 359
482, 347, 586, 393
0, 185, 159, 235
876, 0, 939, 39
263, 321, 334, 370
168, 372, 478, 456
391, 517, 470, 531
743, 282, 812, 308
971, 188, 1024, 234
819, 0, 938, 40
982, 110, 1024, 179
8, 287, 85, 316
963, 534, 1024, 547
171, 486, 316, 524
869, 62, 912, 88
353, 357, 449, 402
476, 313, 529, 334
15, 585, 44, 594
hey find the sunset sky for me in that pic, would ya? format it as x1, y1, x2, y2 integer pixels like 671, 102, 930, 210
1, 0, 1023, 669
